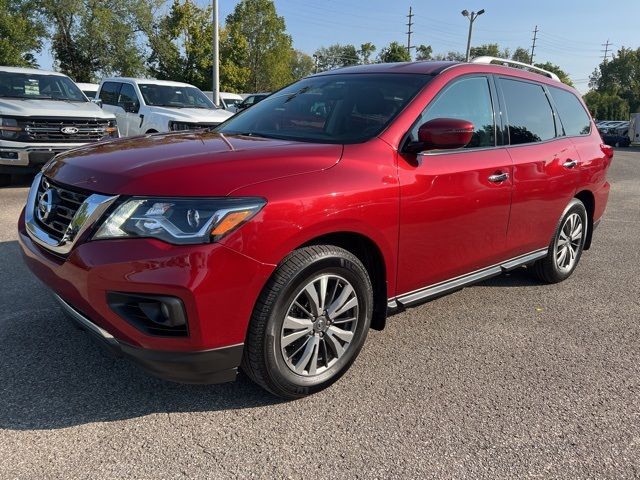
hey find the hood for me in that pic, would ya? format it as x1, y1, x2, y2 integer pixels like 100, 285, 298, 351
149, 107, 233, 122
43, 131, 342, 196
0, 98, 115, 119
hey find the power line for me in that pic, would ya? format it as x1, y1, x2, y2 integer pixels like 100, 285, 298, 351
602, 39, 612, 61
406, 6, 414, 58
530, 25, 538, 64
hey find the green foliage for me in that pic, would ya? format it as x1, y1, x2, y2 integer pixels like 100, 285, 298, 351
589, 47, 640, 115
470, 43, 510, 59
314, 44, 359, 71
0, 0, 45, 67
221, 0, 293, 92
583, 90, 630, 121
511, 47, 531, 64
378, 41, 411, 63
415, 45, 432, 61
533, 62, 573, 86
433, 51, 466, 61
290, 50, 314, 80
359, 43, 376, 64
147, 0, 213, 90
40, 0, 157, 82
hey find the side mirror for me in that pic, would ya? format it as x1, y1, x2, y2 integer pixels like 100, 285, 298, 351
91, 98, 103, 108
407, 117, 475, 153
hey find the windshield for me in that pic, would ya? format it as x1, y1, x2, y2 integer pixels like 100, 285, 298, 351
216, 74, 431, 144
139, 84, 216, 109
0, 72, 86, 102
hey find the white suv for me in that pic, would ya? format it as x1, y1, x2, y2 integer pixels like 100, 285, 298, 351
96, 78, 232, 136
0, 67, 118, 185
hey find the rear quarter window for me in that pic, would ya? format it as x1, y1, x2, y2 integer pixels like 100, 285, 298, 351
499, 78, 556, 145
549, 87, 591, 136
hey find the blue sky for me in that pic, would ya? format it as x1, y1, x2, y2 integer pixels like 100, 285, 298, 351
36, 0, 640, 93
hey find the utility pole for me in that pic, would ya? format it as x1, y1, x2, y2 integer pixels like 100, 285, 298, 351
530, 25, 538, 64
212, 0, 220, 107
406, 6, 414, 59
461, 9, 485, 62
601, 39, 612, 61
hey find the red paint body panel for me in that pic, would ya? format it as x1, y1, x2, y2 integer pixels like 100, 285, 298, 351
18, 61, 612, 366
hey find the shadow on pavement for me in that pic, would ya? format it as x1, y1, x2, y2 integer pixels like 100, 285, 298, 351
0, 240, 281, 431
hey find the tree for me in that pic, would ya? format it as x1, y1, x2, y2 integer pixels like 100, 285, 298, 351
314, 44, 359, 71
0, 0, 45, 67
511, 47, 531, 64
148, 0, 214, 90
534, 61, 573, 86
290, 50, 314, 80
378, 41, 411, 63
415, 44, 433, 61
358, 42, 376, 64
589, 47, 640, 114
583, 90, 630, 121
40, 0, 156, 82
469, 43, 510, 59
221, 0, 294, 92
433, 51, 465, 61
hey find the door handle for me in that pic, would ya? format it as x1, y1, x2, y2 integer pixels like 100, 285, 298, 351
563, 159, 577, 169
488, 172, 509, 183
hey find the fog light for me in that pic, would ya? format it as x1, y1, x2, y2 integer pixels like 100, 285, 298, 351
0, 151, 18, 159
107, 292, 188, 336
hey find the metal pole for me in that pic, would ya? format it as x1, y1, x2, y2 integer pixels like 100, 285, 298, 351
465, 14, 474, 62
212, 0, 220, 106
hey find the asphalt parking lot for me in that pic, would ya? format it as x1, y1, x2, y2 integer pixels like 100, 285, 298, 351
1, 149, 639, 479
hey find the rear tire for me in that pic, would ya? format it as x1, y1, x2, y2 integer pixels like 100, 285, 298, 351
242, 245, 373, 399
531, 198, 588, 283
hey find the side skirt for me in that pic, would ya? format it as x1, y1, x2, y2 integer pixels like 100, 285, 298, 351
387, 249, 548, 314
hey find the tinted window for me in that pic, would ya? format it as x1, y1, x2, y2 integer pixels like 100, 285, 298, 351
118, 83, 139, 111
100, 82, 121, 106
549, 87, 591, 136
500, 78, 556, 145
138, 84, 214, 109
217, 74, 431, 144
0, 72, 86, 102
411, 76, 495, 148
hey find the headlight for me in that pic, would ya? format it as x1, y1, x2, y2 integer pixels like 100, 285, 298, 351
106, 119, 119, 138
93, 197, 265, 245
0, 117, 21, 139
169, 121, 194, 131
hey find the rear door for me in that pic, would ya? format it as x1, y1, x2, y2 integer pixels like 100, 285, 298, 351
396, 75, 514, 295
497, 77, 582, 257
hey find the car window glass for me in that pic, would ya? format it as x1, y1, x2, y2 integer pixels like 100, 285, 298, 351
410, 76, 495, 149
0, 72, 86, 102
549, 87, 591, 136
244, 96, 255, 106
499, 78, 556, 145
138, 84, 215, 109
99, 82, 121, 106
118, 83, 139, 111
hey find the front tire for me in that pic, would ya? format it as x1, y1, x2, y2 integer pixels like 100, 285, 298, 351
531, 198, 588, 283
242, 245, 373, 399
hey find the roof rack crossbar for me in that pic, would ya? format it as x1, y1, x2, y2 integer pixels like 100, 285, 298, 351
471, 56, 561, 82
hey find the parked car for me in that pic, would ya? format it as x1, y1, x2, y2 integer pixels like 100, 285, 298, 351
235, 92, 270, 111
601, 132, 631, 147
0, 67, 118, 186
76, 82, 99, 100
630, 113, 640, 143
19, 59, 612, 398
204, 91, 244, 113
96, 78, 232, 136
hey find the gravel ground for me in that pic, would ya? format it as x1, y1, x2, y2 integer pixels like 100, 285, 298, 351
0, 150, 639, 479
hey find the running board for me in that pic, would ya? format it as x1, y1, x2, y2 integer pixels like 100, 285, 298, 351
387, 249, 548, 313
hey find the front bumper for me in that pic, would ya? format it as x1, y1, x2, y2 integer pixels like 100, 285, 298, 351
57, 294, 243, 383
0, 142, 86, 173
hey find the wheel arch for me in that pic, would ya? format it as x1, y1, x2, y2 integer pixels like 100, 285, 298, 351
299, 231, 388, 331
575, 189, 595, 250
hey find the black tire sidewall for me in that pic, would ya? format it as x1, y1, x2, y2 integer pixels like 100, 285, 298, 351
264, 254, 372, 396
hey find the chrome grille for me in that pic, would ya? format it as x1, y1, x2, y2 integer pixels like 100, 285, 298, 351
34, 177, 90, 241
20, 118, 111, 142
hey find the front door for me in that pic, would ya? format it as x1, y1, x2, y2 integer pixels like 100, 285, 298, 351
396, 75, 513, 296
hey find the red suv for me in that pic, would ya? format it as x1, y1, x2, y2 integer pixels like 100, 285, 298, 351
19, 60, 612, 398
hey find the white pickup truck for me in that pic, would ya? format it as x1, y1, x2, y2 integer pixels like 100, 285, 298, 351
96, 78, 233, 136
0, 67, 118, 186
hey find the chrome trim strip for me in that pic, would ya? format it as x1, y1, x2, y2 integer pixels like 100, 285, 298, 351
25, 173, 118, 255
55, 294, 117, 344
388, 248, 548, 309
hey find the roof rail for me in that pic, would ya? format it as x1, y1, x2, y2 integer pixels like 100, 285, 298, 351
471, 56, 561, 82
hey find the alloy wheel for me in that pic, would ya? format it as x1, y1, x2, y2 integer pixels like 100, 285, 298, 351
555, 212, 584, 273
280, 274, 359, 376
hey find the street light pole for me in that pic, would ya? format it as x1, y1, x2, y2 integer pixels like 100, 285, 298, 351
462, 9, 485, 62
212, 0, 220, 106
